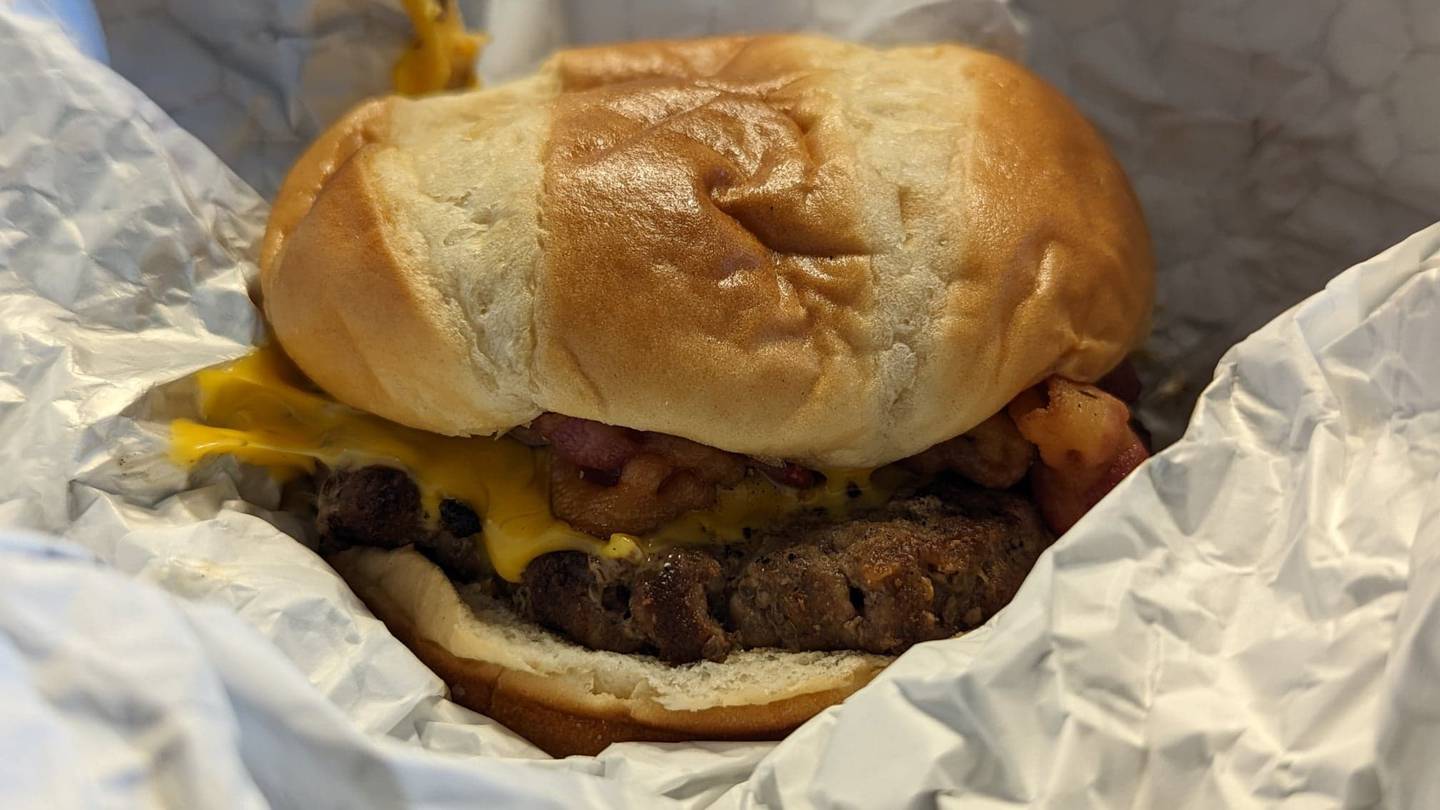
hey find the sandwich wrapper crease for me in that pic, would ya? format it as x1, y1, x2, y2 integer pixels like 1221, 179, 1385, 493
2, 0, 1440, 807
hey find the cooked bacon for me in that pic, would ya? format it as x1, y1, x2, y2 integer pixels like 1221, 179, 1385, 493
536, 380, 1145, 542
902, 412, 1036, 489
755, 461, 820, 489
545, 419, 746, 536
529, 413, 641, 471
1008, 378, 1148, 533
637, 433, 746, 487
550, 454, 719, 536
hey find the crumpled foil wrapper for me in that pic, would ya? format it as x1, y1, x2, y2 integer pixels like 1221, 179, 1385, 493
2, 0, 1439, 806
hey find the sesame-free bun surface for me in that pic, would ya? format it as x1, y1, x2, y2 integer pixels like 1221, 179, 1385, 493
262, 35, 1153, 467
330, 546, 888, 756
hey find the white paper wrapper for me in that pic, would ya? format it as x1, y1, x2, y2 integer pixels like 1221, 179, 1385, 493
3, 0, 1440, 807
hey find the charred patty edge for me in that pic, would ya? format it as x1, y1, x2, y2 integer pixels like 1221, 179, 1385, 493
317, 465, 1053, 664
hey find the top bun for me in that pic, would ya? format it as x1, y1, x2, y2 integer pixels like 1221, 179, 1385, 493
261, 35, 1153, 468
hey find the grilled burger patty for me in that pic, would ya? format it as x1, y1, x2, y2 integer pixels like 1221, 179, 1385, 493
317, 465, 1053, 664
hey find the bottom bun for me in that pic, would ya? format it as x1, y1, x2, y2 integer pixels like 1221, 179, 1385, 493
330, 547, 891, 756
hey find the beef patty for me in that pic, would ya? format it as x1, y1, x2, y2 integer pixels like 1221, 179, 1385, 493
318, 466, 1053, 664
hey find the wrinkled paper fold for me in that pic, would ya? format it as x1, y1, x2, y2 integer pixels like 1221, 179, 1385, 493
2, 0, 1439, 806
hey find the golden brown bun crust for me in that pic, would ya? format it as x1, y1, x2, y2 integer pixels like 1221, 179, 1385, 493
262, 35, 1153, 467
331, 547, 888, 757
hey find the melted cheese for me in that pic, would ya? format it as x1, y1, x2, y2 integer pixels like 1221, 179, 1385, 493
169, 347, 902, 581
393, 0, 486, 95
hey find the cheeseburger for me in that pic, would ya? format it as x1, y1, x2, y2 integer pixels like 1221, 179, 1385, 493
172, 34, 1154, 756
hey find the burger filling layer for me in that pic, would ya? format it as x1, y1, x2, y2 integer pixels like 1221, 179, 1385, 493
172, 348, 1148, 664
318, 465, 1051, 663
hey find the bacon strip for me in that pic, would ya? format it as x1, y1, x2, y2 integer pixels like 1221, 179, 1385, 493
534, 414, 747, 536
755, 461, 820, 489
902, 412, 1035, 489
550, 454, 718, 536
1008, 378, 1148, 533
529, 413, 642, 472
533, 377, 1148, 542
